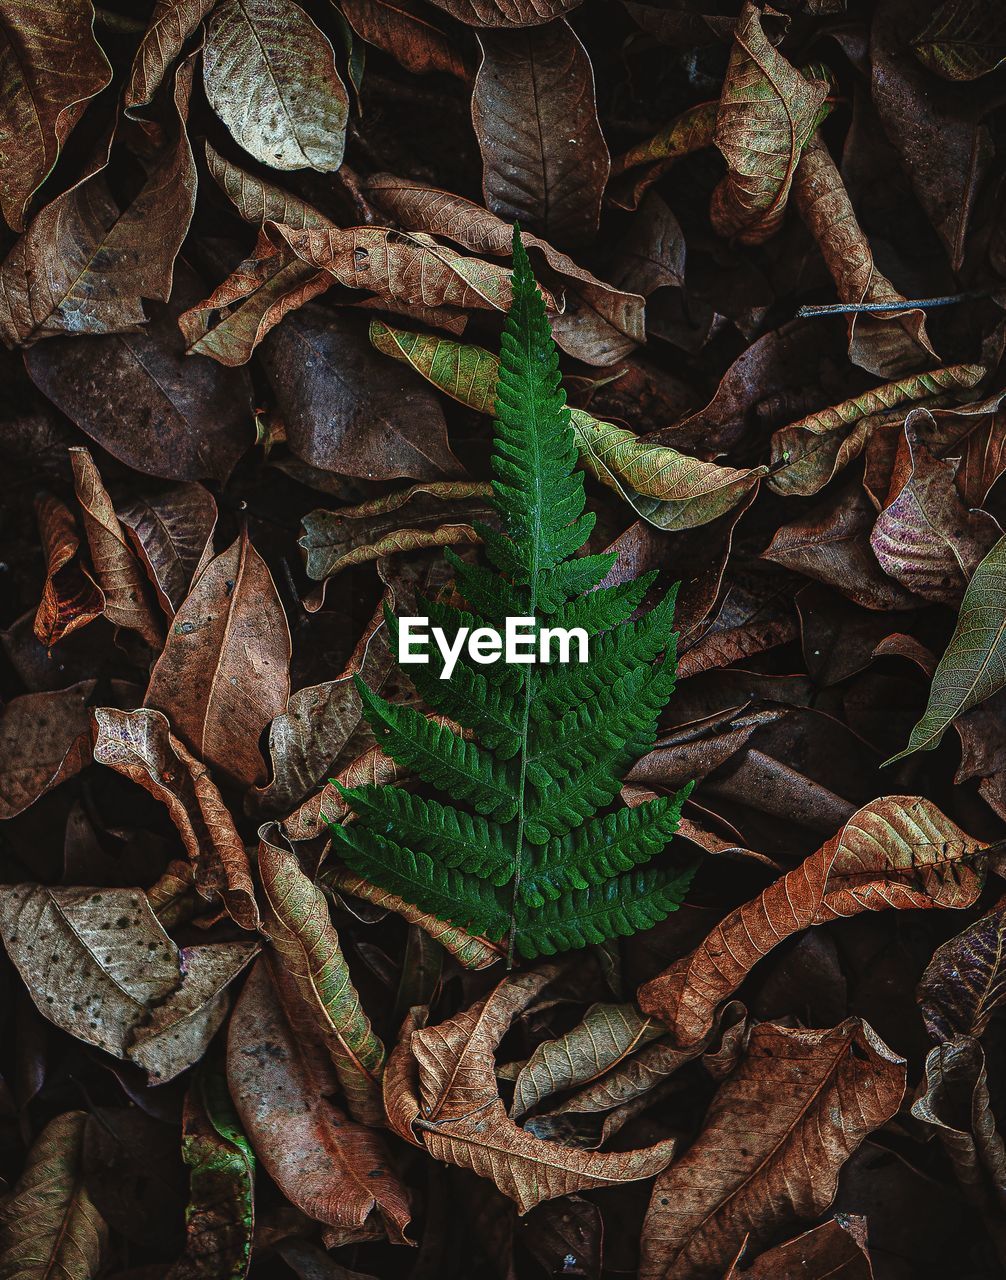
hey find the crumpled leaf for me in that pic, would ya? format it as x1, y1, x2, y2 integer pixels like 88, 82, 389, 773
0, 57, 197, 346
768, 361, 985, 497
638, 796, 986, 1049
116, 481, 218, 617
145, 530, 291, 791
363, 173, 645, 365
639, 1020, 905, 1280
227, 956, 412, 1243
0, 883, 256, 1082
609, 102, 717, 210
472, 20, 609, 249
203, 0, 348, 172
911, 1035, 1006, 1251
92, 706, 261, 931
409, 968, 677, 1212
510, 1002, 663, 1119
32, 492, 103, 648
870, 415, 999, 605
793, 131, 935, 379
710, 2, 829, 244
722, 1215, 874, 1279
0, 0, 112, 231
913, 0, 1006, 81
125, 0, 216, 110
299, 482, 491, 582
0, 681, 95, 819
168, 1066, 255, 1280
259, 830, 386, 1125
918, 906, 1006, 1041
71, 447, 164, 648
0, 1111, 107, 1280
885, 535, 1006, 763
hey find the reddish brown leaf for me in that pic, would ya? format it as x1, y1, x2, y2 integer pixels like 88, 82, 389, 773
638, 796, 986, 1049
425, 0, 583, 27
116, 481, 218, 617
32, 492, 103, 648
339, 0, 474, 79
639, 1020, 905, 1280
125, 0, 216, 110
144, 530, 291, 791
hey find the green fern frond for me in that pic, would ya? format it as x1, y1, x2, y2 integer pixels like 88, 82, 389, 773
324, 226, 695, 961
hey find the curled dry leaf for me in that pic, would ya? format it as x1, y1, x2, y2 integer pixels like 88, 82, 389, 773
168, 1068, 256, 1280
327, 867, 505, 969
363, 174, 645, 365
259, 830, 386, 1125
0, 57, 197, 346
227, 957, 412, 1243
32, 492, 103, 648
510, 1003, 663, 1119
0, 883, 256, 1082
409, 968, 677, 1212
870, 416, 999, 605
126, 0, 216, 110
639, 1020, 905, 1280
0, 0, 112, 231
472, 20, 609, 249
0, 681, 95, 820
793, 131, 935, 379
911, 1035, 1006, 1251
609, 101, 717, 211
710, 2, 829, 244
92, 706, 261, 931
638, 795, 986, 1048
203, 0, 349, 172
70, 447, 164, 648
115, 481, 218, 617
299, 482, 491, 582
0, 1111, 108, 1280
145, 530, 291, 791
917, 906, 1006, 1041
769, 361, 985, 497
339, 0, 474, 80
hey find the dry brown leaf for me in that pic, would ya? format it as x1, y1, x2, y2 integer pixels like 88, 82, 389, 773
0, 0, 112, 231
793, 131, 935, 379
639, 1019, 905, 1280
638, 796, 986, 1048
0, 883, 255, 1082
227, 956, 412, 1243
0, 681, 95, 820
125, 0, 216, 110
259, 830, 386, 1125
144, 529, 291, 791
710, 2, 829, 244
722, 1216, 874, 1279
116, 480, 218, 617
0, 56, 197, 345
339, 0, 474, 79
32, 492, 103, 648
0, 1110, 108, 1280
409, 968, 677, 1212
70, 447, 164, 648
425, 0, 583, 27
92, 706, 261, 931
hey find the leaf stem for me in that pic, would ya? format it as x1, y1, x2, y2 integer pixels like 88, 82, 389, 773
796, 288, 991, 318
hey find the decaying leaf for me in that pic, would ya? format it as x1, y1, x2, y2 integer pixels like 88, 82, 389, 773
125, 0, 216, 110
918, 906, 1006, 1041
145, 530, 291, 790
32, 492, 103, 648
913, 0, 1006, 81
0, 1111, 108, 1279
409, 968, 677, 1212
116, 481, 218, 617
638, 796, 986, 1048
0, 883, 255, 1081
203, 0, 349, 172
639, 1020, 905, 1280
227, 956, 412, 1243
0, 681, 95, 820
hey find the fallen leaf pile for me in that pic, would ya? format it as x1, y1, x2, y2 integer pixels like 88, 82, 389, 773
1, 0, 1006, 1277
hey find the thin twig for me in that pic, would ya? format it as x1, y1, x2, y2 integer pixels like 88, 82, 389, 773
796, 288, 992, 318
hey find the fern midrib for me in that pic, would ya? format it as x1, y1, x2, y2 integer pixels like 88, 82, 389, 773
507, 299, 545, 969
